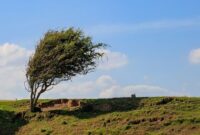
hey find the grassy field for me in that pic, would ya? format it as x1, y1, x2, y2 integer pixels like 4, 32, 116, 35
1, 97, 200, 135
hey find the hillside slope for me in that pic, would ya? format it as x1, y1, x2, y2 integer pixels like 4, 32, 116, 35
1, 97, 200, 135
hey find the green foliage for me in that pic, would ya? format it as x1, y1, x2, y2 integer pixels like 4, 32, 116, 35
27, 28, 105, 86
25, 27, 106, 111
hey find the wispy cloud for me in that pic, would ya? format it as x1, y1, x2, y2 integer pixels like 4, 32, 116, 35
0, 43, 32, 99
98, 49, 128, 70
86, 17, 200, 35
45, 75, 188, 99
189, 48, 200, 64
0, 43, 32, 67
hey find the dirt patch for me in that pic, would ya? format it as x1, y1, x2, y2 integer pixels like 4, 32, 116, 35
38, 99, 84, 111
38, 99, 120, 112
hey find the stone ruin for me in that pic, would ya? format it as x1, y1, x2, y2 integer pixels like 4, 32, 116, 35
131, 94, 136, 98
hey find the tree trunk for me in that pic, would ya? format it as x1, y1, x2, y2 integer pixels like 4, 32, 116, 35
30, 88, 44, 112
30, 91, 35, 112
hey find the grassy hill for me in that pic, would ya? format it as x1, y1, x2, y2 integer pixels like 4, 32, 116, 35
1, 97, 200, 135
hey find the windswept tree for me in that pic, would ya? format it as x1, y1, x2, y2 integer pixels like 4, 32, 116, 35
25, 28, 106, 112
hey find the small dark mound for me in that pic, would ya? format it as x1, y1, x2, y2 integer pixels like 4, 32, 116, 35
81, 104, 94, 112
156, 97, 174, 105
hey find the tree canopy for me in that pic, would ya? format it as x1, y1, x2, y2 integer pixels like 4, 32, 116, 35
26, 28, 106, 112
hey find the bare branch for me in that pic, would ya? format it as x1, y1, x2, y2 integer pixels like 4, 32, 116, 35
24, 81, 31, 92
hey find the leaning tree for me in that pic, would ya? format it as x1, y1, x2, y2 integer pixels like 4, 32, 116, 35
25, 28, 106, 112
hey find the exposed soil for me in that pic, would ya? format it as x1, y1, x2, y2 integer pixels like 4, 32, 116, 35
38, 99, 82, 111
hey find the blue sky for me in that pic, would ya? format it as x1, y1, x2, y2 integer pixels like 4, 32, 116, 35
0, 0, 200, 99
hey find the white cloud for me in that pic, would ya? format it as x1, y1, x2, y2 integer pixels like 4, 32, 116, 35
87, 18, 200, 35
99, 83, 184, 98
96, 75, 116, 87
98, 49, 128, 70
189, 48, 200, 64
0, 43, 32, 99
99, 85, 120, 98
43, 81, 96, 99
0, 43, 32, 67
44, 75, 186, 99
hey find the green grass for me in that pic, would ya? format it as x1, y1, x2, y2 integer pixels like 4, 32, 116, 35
1, 97, 200, 135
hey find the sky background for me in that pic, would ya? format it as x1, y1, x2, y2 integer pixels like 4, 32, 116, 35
0, 0, 200, 99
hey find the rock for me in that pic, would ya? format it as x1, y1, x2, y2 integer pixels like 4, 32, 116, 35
61, 99, 69, 104
67, 100, 79, 108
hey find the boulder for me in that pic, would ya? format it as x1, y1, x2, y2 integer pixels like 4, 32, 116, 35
67, 100, 79, 108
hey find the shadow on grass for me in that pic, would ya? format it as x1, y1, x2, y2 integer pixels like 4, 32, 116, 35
48, 97, 148, 119
0, 110, 27, 135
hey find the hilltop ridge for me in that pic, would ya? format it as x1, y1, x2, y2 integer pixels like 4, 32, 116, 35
0, 97, 200, 135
